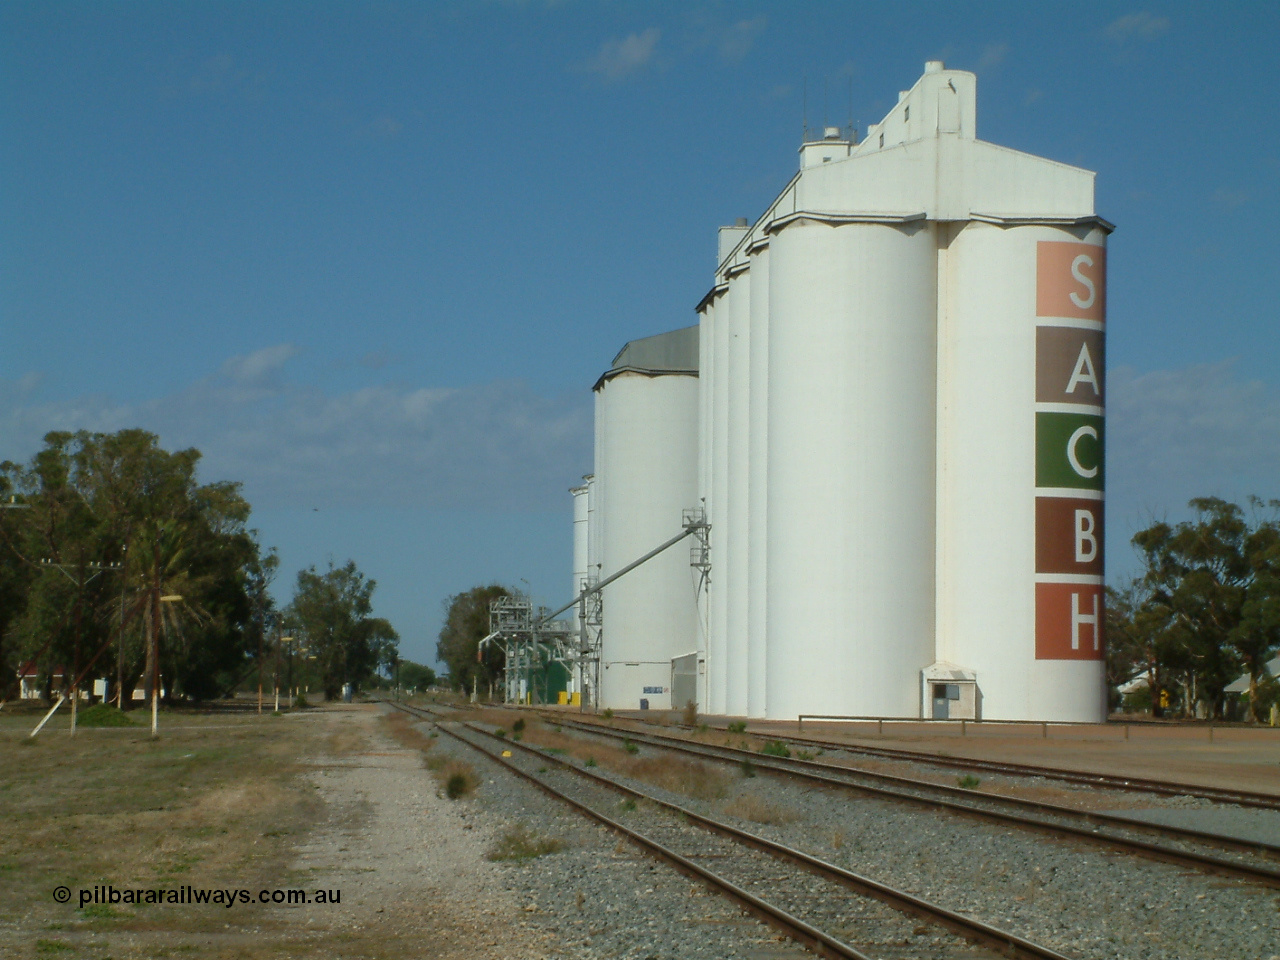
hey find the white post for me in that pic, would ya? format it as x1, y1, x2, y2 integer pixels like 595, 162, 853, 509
31, 695, 67, 738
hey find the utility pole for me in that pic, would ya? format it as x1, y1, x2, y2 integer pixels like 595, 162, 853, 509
38, 556, 121, 736
150, 538, 161, 737
273, 620, 281, 713
258, 614, 266, 715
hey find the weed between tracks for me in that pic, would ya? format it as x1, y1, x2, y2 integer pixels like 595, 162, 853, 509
470, 709, 731, 802
487, 823, 564, 861
721, 792, 800, 825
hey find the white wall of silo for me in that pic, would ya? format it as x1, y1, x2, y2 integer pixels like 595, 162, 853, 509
937, 221, 1108, 722
765, 220, 937, 720
696, 301, 715, 711
596, 372, 700, 711
746, 243, 770, 718
724, 268, 751, 718
709, 292, 730, 716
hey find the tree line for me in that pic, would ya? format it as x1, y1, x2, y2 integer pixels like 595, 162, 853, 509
1107, 496, 1280, 722
1, 429, 397, 704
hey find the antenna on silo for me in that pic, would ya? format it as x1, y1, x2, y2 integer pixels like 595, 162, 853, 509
847, 76, 855, 142
802, 76, 809, 141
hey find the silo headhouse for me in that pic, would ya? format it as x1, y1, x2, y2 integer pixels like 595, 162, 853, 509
577, 61, 1110, 723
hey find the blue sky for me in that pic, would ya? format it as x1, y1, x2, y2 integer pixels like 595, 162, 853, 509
4, 2, 1278, 669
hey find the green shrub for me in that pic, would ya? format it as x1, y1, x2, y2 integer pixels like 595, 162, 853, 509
293, 694, 310, 709
494, 728, 507, 738
759, 740, 791, 758
584, 757, 597, 768
74, 704, 133, 727
445, 773, 471, 799
623, 740, 639, 755
512, 718, 526, 733
619, 798, 637, 812
795, 749, 816, 761
739, 759, 756, 778
726, 721, 747, 734
957, 774, 981, 790
602, 708, 614, 720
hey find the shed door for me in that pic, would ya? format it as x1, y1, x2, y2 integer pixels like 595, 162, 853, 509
932, 683, 959, 719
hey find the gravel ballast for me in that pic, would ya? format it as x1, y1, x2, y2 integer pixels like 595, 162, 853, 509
440, 710, 1280, 960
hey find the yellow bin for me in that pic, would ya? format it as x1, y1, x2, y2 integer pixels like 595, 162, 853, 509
557, 691, 568, 705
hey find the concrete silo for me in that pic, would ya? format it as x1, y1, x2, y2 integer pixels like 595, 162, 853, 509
936, 222, 1107, 722
593, 328, 700, 711
745, 240, 770, 718
581, 61, 1109, 723
764, 217, 939, 720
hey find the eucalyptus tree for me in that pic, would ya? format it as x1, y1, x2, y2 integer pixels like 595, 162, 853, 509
285, 560, 396, 700
436, 584, 510, 695
1131, 497, 1280, 720
0, 430, 274, 704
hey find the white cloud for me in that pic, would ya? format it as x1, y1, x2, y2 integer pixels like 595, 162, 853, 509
976, 43, 1009, 72
1107, 360, 1280, 573
580, 29, 660, 82
720, 17, 766, 62
1, 353, 591, 512
1105, 12, 1171, 42
222, 343, 301, 384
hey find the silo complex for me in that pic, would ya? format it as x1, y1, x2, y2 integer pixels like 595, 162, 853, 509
576, 62, 1109, 722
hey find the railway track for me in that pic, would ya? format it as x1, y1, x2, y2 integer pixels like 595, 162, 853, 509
495, 705, 1280, 888
384, 698, 1074, 960
580, 711, 1280, 812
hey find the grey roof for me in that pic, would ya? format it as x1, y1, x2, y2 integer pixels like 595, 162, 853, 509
594, 325, 698, 391
611, 325, 699, 374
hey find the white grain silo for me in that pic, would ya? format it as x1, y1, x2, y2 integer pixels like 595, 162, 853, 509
745, 239, 770, 718
703, 62, 1108, 722
583, 61, 1108, 723
724, 264, 751, 718
709, 285, 731, 716
764, 210, 938, 721
593, 328, 701, 711
937, 220, 1108, 722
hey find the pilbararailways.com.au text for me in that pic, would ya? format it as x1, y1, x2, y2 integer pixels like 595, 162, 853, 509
64, 885, 341, 908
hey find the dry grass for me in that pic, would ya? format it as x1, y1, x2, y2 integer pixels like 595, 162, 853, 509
486, 823, 564, 861
721, 791, 800, 825
505, 719, 730, 801
625, 755, 729, 801
0, 705, 323, 957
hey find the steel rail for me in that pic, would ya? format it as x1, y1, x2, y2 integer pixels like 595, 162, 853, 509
579, 711, 1280, 811
384, 700, 1073, 960
510, 710, 1280, 889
